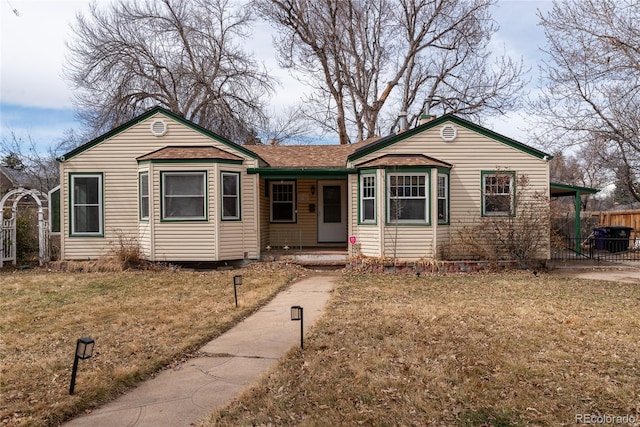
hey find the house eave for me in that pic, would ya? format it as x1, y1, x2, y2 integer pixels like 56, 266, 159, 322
247, 167, 356, 179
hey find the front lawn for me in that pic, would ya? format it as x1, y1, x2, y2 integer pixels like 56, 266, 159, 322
0, 264, 304, 426
207, 272, 640, 426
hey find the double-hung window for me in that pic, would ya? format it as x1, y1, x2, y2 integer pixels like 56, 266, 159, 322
270, 181, 295, 222
70, 173, 103, 236
162, 171, 207, 220
387, 173, 429, 223
482, 171, 515, 216
221, 172, 240, 220
139, 172, 149, 220
360, 174, 376, 223
437, 173, 449, 224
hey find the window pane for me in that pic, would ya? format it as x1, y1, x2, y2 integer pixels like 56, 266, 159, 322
223, 198, 237, 218
323, 186, 341, 223
140, 173, 149, 219
165, 197, 204, 217
223, 174, 238, 196
165, 175, 203, 195
272, 203, 293, 221
74, 177, 99, 204
363, 199, 375, 221
74, 205, 100, 233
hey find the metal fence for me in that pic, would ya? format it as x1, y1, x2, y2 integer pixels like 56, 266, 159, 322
552, 235, 640, 263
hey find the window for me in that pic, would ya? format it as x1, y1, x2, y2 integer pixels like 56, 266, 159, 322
387, 173, 429, 223
360, 174, 376, 223
70, 173, 103, 235
48, 186, 61, 234
270, 181, 295, 222
221, 172, 240, 220
437, 173, 449, 224
162, 172, 206, 220
482, 172, 515, 216
139, 172, 149, 220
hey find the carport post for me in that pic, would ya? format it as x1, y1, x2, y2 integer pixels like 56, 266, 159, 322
575, 190, 582, 254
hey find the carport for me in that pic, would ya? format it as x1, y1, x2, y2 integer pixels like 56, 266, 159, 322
550, 182, 599, 255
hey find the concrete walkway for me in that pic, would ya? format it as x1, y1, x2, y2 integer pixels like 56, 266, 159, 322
64, 274, 337, 427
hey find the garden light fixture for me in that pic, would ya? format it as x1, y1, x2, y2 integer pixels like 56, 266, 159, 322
290, 305, 304, 349
233, 275, 242, 307
69, 337, 95, 395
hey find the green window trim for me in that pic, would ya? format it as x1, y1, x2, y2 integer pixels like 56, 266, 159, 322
160, 171, 208, 221
221, 171, 241, 221
437, 172, 450, 225
386, 171, 430, 225
69, 172, 104, 237
481, 170, 516, 217
139, 172, 149, 221
359, 173, 376, 224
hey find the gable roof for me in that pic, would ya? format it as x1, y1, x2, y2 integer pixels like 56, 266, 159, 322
348, 114, 551, 162
246, 140, 370, 168
0, 165, 32, 188
58, 106, 259, 162
137, 146, 244, 162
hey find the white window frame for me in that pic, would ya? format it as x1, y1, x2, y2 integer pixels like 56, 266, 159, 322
270, 181, 296, 223
386, 172, 429, 224
482, 171, 515, 216
70, 173, 103, 236
221, 172, 240, 220
360, 174, 376, 223
139, 172, 149, 221
437, 173, 449, 224
161, 171, 207, 220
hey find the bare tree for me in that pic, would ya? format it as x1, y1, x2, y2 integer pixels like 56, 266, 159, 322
256, 0, 525, 144
65, 0, 275, 141
532, 0, 640, 200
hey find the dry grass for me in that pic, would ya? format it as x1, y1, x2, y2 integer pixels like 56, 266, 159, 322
0, 263, 306, 426
206, 272, 640, 426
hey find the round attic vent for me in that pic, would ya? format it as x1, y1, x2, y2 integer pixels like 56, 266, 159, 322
150, 119, 168, 137
440, 124, 457, 142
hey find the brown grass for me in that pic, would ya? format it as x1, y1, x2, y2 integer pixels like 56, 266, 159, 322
206, 272, 640, 426
0, 263, 306, 426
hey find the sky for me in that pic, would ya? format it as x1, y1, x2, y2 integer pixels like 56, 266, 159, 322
0, 0, 553, 152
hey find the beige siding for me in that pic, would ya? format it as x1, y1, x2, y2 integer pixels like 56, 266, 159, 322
218, 171, 259, 260
262, 178, 322, 248
258, 179, 269, 250
349, 120, 550, 261
60, 112, 259, 261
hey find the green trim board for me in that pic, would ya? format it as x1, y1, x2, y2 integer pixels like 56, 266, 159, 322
550, 182, 599, 197
57, 106, 259, 162
348, 114, 552, 162
248, 168, 353, 179
357, 171, 377, 225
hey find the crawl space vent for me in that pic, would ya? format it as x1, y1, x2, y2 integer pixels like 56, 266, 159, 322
150, 119, 168, 137
440, 124, 457, 142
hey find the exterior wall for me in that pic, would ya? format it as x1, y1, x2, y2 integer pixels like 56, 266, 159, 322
60, 112, 259, 261
348, 120, 550, 261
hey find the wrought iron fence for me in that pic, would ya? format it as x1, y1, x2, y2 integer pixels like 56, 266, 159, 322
552, 234, 640, 262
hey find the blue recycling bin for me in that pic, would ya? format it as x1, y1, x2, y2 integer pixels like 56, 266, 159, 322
593, 227, 608, 250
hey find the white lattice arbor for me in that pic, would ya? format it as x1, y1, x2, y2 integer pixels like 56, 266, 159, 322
0, 188, 49, 267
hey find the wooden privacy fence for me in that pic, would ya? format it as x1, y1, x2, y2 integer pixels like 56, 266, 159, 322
589, 209, 640, 234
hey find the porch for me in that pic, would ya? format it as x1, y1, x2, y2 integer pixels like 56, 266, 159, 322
260, 246, 350, 268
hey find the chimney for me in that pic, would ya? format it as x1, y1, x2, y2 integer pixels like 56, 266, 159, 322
397, 111, 408, 134
269, 138, 277, 146
419, 113, 436, 125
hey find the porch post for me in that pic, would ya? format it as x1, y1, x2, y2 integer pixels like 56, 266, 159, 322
574, 190, 582, 254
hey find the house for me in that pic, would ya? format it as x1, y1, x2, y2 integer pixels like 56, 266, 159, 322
56, 106, 554, 263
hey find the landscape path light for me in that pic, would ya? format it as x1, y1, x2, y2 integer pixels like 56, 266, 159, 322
69, 337, 95, 395
233, 274, 242, 307
290, 305, 304, 349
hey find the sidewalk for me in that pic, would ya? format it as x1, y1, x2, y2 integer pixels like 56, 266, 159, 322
64, 274, 337, 427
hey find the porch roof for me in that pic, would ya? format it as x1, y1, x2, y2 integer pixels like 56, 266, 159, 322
136, 146, 244, 162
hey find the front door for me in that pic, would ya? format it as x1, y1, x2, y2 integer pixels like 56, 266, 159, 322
317, 180, 347, 243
